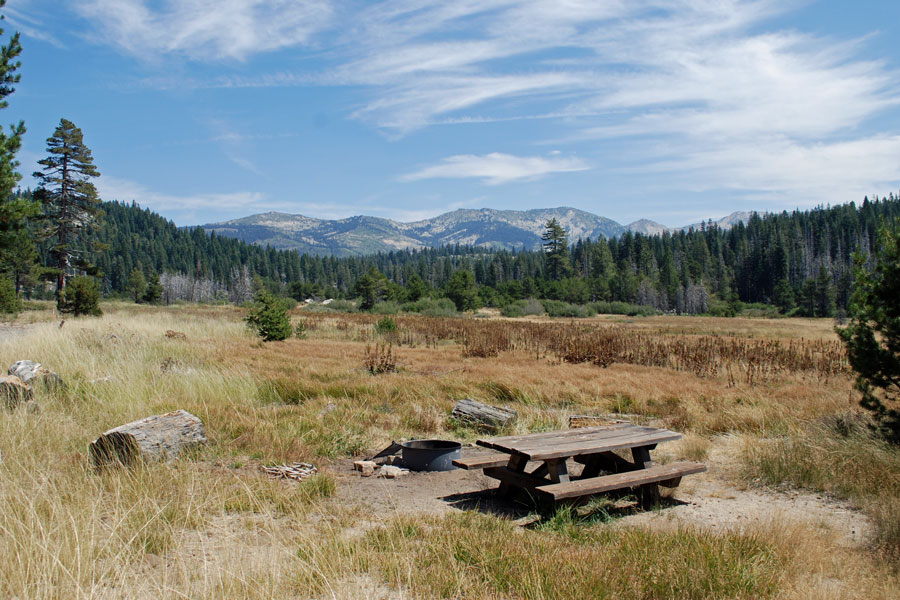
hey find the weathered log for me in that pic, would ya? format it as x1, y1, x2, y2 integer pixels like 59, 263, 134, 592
0, 375, 33, 409
89, 409, 207, 467
451, 398, 517, 431
568, 415, 628, 429
9, 360, 64, 390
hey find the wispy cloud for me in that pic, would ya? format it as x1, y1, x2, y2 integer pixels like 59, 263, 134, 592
400, 152, 589, 185
97, 176, 282, 225
73, 0, 334, 61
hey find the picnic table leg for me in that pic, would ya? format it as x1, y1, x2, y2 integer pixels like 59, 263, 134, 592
545, 459, 569, 484
579, 451, 635, 478
631, 445, 660, 505
497, 454, 528, 497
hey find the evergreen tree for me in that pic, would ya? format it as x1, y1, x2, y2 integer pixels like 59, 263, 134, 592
444, 269, 478, 311
0, 3, 32, 297
405, 273, 428, 302
245, 289, 292, 341
143, 272, 162, 304
354, 266, 388, 310
126, 268, 147, 302
58, 275, 101, 316
33, 119, 102, 297
838, 220, 900, 443
541, 218, 571, 280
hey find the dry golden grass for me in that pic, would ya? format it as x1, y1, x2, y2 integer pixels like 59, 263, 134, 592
0, 302, 895, 598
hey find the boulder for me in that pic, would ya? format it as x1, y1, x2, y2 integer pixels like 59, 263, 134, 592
0, 375, 33, 409
8, 360, 64, 390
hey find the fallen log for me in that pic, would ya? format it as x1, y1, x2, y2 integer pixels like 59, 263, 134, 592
89, 409, 207, 467
451, 398, 517, 431
0, 375, 33, 409
8, 360, 64, 390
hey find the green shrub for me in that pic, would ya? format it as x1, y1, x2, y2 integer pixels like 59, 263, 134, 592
245, 290, 293, 341
370, 301, 400, 315
375, 316, 398, 335
541, 299, 595, 318
589, 301, 657, 317
57, 276, 102, 317
500, 298, 545, 318
0, 277, 21, 315
402, 297, 458, 317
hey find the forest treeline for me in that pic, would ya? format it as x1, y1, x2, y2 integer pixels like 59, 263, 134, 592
8, 191, 896, 317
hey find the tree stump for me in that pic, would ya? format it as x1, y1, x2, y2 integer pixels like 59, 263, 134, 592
89, 409, 207, 467
451, 398, 517, 431
0, 375, 33, 409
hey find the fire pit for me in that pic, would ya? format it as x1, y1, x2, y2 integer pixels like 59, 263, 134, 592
400, 439, 461, 471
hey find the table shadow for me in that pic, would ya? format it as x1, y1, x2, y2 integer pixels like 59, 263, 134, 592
440, 487, 690, 523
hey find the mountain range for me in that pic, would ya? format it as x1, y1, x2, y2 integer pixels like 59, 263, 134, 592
201, 207, 751, 257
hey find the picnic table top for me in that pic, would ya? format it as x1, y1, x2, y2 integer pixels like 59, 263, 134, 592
475, 422, 682, 462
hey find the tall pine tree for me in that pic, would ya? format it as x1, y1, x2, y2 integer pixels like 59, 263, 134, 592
541, 218, 571, 281
33, 119, 102, 296
0, 1, 32, 309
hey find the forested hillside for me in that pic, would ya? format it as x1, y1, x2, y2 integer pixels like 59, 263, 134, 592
14, 192, 900, 316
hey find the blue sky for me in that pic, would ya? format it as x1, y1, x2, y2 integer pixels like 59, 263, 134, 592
5, 0, 900, 227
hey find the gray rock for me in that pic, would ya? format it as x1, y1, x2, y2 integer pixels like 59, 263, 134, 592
377, 465, 409, 479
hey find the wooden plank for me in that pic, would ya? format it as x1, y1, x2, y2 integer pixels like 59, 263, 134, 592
485, 425, 667, 454
478, 423, 633, 448
516, 430, 682, 461
484, 466, 550, 491
452, 452, 510, 470
536, 462, 707, 501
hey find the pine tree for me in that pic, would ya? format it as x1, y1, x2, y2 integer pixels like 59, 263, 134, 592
542, 218, 571, 280
0, 0, 24, 201
126, 268, 147, 302
838, 220, 900, 443
0, 2, 33, 296
33, 119, 102, 296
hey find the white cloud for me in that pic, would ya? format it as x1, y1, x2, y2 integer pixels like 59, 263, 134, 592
399, 153, 589, 185
97, 176, 282, 224
73, 0, 334, 61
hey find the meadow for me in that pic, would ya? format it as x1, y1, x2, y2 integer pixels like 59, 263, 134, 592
0, 302, 897, 599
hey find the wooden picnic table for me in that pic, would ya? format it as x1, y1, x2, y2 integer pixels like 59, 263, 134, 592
453, 423, 706, 506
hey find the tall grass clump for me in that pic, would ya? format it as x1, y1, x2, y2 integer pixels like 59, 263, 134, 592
743, 417, 900, 557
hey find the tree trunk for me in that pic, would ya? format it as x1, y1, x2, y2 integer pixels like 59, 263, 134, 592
451, 398, 517, 431
89, 409, 207, 467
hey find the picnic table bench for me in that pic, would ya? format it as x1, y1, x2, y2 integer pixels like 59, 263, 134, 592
453, 423, 705, 507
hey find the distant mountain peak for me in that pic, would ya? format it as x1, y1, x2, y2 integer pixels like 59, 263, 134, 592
202, 207, 751, 257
